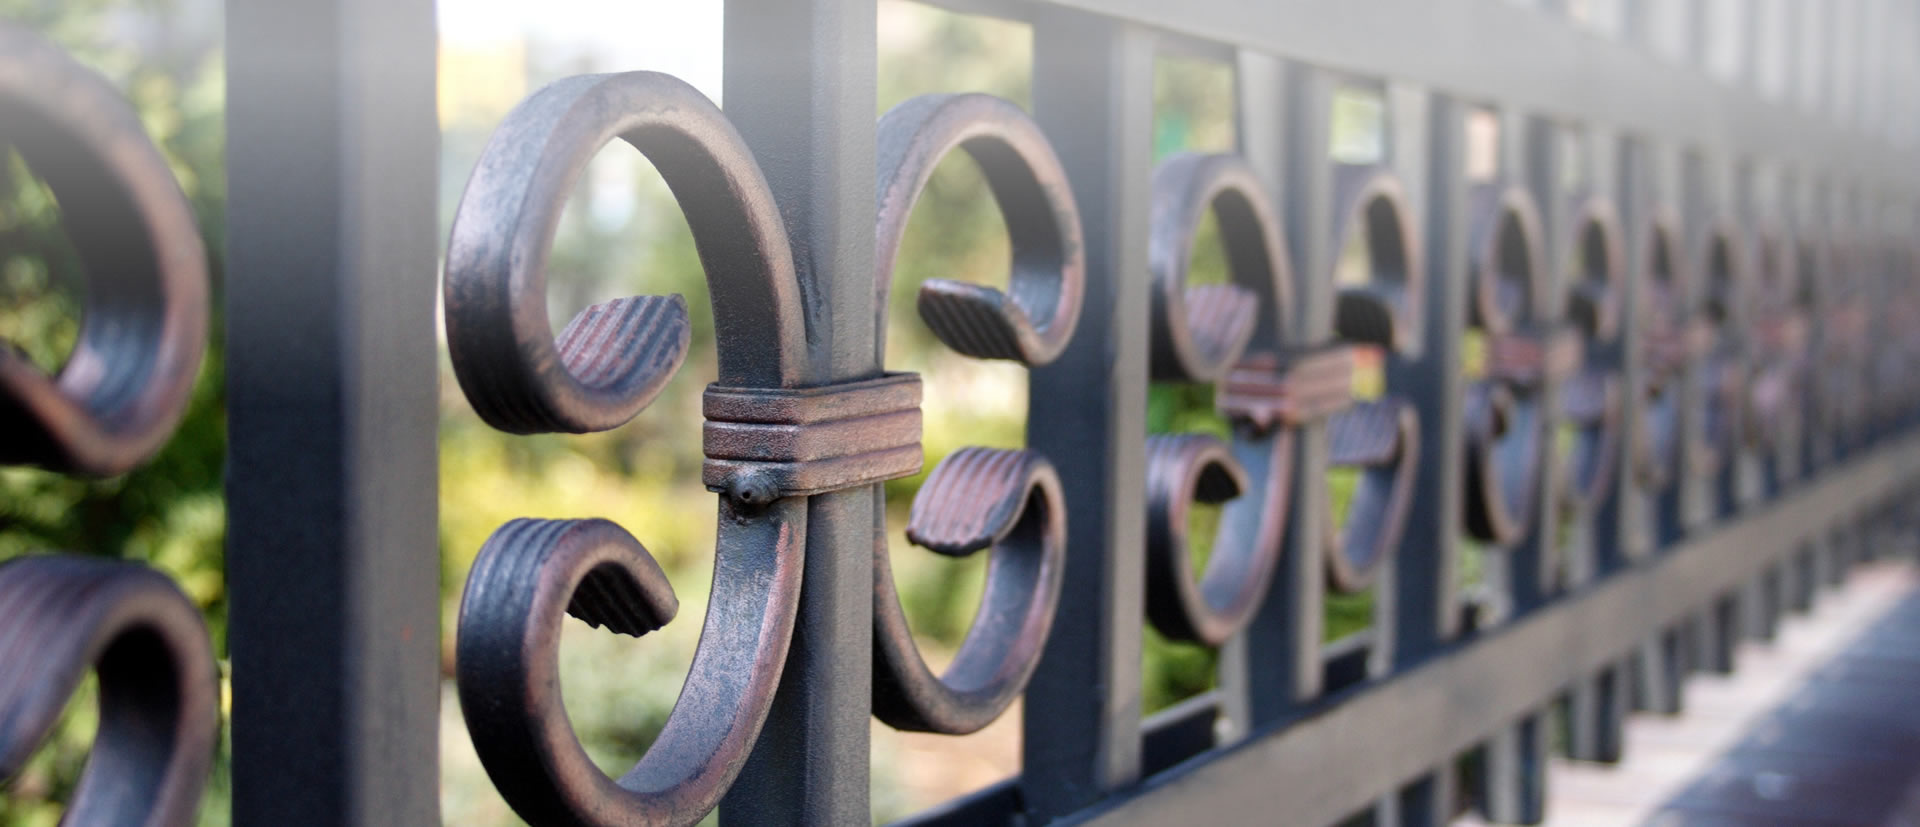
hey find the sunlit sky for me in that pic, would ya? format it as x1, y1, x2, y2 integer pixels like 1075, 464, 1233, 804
438, 0, 725, 101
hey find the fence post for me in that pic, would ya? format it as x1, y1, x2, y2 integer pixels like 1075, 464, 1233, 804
224, 0, 441, 822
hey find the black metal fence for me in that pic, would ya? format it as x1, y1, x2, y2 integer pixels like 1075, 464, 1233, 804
3, 0, 1919, 825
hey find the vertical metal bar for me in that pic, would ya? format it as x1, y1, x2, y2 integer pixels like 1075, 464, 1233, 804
1481, 713, 1550, 824
1233, 53, 1330, 721
1392, 95, 1467, 665
720, 1, 877, 822
1385, 86, 1466, 827
1023, 10, 1153, 820
1520, 115, 1567, 609
224, 0, 440, 823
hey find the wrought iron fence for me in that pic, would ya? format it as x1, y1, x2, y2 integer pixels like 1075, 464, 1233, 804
3, 0, 1920, 824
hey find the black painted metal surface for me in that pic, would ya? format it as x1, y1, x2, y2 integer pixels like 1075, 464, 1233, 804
2, 1, 1918, 826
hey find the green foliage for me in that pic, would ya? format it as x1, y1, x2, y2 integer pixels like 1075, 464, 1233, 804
0, 3, 228, 824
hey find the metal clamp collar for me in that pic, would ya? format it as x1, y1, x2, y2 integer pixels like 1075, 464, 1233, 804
703, 372, 924, 504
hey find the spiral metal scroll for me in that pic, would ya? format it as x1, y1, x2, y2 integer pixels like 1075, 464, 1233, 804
1820, 239, 1872, 452
1633, 212, 1688, 493
1331, 164, 1424, 352
1688, 223, 1748, 480
445, 72, 817, 826
1461, 184, 1566, 547
870, 93, 1073, 733
875, 93, 1083, 367
1320, 163, 1423, 591
1558, 196, 1626, 510
0, 25, 218, 827
1743, 228, 1807, 473
1136, 152, 1309, 641
0, 25, 209, 476
0, 557, 219, 827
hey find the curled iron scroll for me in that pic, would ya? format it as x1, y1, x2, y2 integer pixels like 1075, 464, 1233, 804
1331, 164, 1423, 352
0, 556, 220, 827
874, 93, 1083, 367
0, 25, 218, 827
1461, 184, 1557, 546
1633, 212, 1687, 492
1321, 163, 1422, 591
1559, 195, 1625, 510
0, 24, 209, 476
1689, 223, 1747, 479
445, 71, 816, 826
870, 93, 1072, 733
1142, 153, 1303, 642
1742, 228, 1806, 458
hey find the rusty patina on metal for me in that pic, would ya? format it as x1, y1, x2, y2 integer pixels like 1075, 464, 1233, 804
0, 556, 220, 827
1141, 152, 1299, 640
0, 24, 209, 477
1461, 183, 1552, 547
1559, 194, 1627, 510
1331, 163, 1424, 351
870, 93, 1073, 734
1321, 163, 1423, 592
1689, 222, 1749, 479
0, 25, 219, 827
1634, 211, 1688, 492
444, 71, 826, 827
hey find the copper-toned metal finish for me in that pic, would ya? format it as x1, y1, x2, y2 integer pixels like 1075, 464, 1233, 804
444, 72, 823, 827
1331, 164, 1424, 352
1143, 435, 1255, 645
1743, 227, 1805, 456
1140, 152, 1301, 631
0, 556, 219, 827
1561, 370, 1623, 508
1461, 184, 1551, 547
456, 516, 803, 827
702, 373, 924, 500
1147, 153, 1287, 381
875, 93, 1084, 366
1216, 346, 1355, 432
1689, 223, 1748, 478
0, 25, 209, 476
1559, 195, 1626, 510
875, 448, 1066, 732
444, 72, 806, 434
1485, 328, 1583, 389
1143, 154, 1292, 351
1634, 213, 1688, 491
1324, 399, 1419, 591
1316, 164, 1422, 590
0, 26, 218, 827
870, 94, 1075, 735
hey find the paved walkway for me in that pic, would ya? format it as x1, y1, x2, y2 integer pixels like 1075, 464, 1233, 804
1472, 561, 1920, 826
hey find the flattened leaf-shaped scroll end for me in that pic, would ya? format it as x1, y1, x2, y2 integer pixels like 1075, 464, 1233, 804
916, 280, 1042, 365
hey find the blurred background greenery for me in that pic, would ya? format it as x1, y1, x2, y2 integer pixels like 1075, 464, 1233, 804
0, 0, 1406, 823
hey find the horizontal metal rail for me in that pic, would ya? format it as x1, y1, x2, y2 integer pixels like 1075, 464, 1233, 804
1073, 431, 1920, 827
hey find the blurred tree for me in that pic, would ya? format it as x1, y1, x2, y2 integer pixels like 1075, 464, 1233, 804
0, 1, 228, 823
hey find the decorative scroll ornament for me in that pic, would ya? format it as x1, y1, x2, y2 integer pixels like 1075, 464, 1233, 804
1819, 239, 1871, 449
1558, 195, 1626, 511
0, 557, 219, 827
1462, 184, 1570, 547
444, 72, 919, 826
1633, 211, 1688, 492
1742, 228, 1808, 466
1317, 164, 1422, 592
0, 26, 209, 475
0, 24, 219, 827
1688, 223, 1748, 479
870, 93, 1072, 733
1140, 152, 1302, 643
